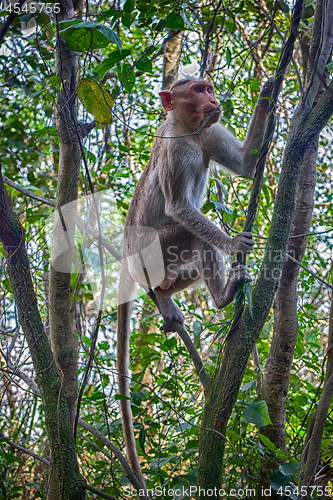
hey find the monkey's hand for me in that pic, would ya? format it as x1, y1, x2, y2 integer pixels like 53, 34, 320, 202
258, 77, 274, 110
229, 232, 255, 255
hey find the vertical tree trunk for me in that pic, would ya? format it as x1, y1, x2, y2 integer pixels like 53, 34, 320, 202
48, 4, 82, 498
259, 144, 317, 492
162, 30, 184, 90
0, 171, 86, 500
49, 36, 81, 425
259, 0, 333, 490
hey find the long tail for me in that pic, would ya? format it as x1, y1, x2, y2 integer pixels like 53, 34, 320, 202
117, 296, 148, 497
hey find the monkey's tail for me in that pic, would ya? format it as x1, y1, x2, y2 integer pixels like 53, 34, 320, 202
117, 300, 148, 497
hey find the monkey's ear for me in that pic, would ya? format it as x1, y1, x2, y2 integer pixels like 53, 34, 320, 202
159, 90, 175, 111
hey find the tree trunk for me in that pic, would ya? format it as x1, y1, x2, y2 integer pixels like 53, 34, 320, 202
196, 38, 333, 500
49, 35, 81, 425
259, 144, 317, 492
259, 0, 333, 490
162, 30, 184, 90
48, 4, 82, 498
0, 170, 86, 500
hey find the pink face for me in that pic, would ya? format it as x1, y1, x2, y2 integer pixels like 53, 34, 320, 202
160, 80, 221, 130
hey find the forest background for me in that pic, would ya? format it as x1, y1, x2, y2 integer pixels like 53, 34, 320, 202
0, 0, 333, 499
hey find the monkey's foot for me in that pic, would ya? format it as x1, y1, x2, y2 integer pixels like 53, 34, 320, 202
157, 297, 184, 332
230, 261, 252, 283
215, 263, 252, 309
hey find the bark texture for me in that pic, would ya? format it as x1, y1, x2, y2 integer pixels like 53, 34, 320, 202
49, 38, 81, 425
162, 30, 184, 90
259, 0, 333, 491
259, 145, 317, 492
0, 171, 86, 500
196, 0, 333, 495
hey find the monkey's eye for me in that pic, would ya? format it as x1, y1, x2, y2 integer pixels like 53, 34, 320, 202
207, 87, 213, 94
194, 87, 204, 93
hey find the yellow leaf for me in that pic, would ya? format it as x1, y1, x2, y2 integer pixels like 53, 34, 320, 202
78, 78, 114, 125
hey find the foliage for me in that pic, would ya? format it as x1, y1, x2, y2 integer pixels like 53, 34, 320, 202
0, 0, 332, 498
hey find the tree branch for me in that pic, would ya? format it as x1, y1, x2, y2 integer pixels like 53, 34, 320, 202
78, 418, 145, 494
172, 322, 210, 389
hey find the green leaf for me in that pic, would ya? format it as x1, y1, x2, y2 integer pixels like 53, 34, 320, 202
136, 58, 153, 73
262, 184, 270, 206
226, 47, 232, 68
81, 335, 92, 346
243, 400, 272, 427
97, 25, 122, 50
212, 200, 233, 214
250, 78, 260, 92
165, 12, 185, 30
201, 202, 215, 214
241, 379, 256, 392
123, 0, 135, 13
225, 20, 236, 33
244, 282, 253, 318
95, 49, 131, 77
78, 78, 114, 125
60, 21, 122, 52
258, 433, 276, 451
139, 426, 146, 454
33, 126, 58, 138
118, 63, 135, 92
326, 61, 333, 72
115, 394, 131, 400
279, 462, 300, 477
150, 456, 177, 469
214, 177, 228, 201
230, 208, 237, 226
193, 320, 201, 340
48, 75, 59, 85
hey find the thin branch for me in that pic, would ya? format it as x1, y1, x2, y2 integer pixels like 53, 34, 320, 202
251, 0, 303, 93
172, 322, 210, 389
2, 174, 122, 261
0, 431, 49, 465
3, 175, 56, 207
77, 430, 122, 471
0, 0, 27, 44
1, 431, 120, 500
85, 484, 119, 500
78, 418, 145, 494
300, 370, 333, 496
286, 252, 333, 290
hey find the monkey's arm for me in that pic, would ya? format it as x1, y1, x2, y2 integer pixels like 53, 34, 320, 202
206, 79, 272, 177
160, 161, 253, 255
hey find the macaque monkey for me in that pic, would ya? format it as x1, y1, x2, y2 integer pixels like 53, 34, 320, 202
117, 78, 272, 492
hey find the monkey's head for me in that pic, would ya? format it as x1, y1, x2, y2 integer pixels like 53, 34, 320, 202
159, 78, 221, 132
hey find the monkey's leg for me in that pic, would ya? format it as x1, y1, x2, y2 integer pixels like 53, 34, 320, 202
155, 267, 198, 332
153, 225, 200, 331
198, 242, 251, 309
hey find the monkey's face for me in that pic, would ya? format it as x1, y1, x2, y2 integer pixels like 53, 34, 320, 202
179, 81, 221, 129
160, 80, 221, 132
